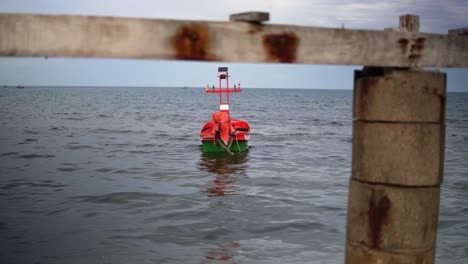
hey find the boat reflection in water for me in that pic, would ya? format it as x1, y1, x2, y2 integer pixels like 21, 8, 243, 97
204, 241, 241, 263
198, 152, 248, 197
198, 152, 248, 263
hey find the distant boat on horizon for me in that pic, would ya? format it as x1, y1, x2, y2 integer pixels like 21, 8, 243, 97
16, 84, 24, 89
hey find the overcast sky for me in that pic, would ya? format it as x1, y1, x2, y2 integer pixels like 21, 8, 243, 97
0, 0, 467, 91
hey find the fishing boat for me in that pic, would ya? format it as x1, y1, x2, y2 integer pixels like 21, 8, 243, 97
16, 84, 24, 89
200, 67, 251, 154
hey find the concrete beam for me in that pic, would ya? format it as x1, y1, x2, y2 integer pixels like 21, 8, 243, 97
0, 13, 467, 67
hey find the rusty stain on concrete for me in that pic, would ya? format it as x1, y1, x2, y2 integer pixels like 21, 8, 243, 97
398, 37, 425, 61
174, 24, 212, 60
398, 38, 409, 54
367, 192, 391, 248
262, 32, 299, 63
414, 37, 426, 51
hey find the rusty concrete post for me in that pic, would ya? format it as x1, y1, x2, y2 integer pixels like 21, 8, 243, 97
399, 14, 420, 32
345, 67, 446, 263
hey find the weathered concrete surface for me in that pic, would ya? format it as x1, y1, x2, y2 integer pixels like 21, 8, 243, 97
0, 13, 467, 67
399, 14, 420, 33
229, 12, 269, 23
346, 243, 436, 264
352, 122, 443, 186
353, 69, 446, 122
347, 67, 446, 264
346, 180, 440, 250
449, 28, 468, 36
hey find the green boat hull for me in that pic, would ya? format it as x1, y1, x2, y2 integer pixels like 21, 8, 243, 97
202, 140, 248, 153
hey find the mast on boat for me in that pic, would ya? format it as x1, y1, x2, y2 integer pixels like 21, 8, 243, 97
205, 67, 241, 115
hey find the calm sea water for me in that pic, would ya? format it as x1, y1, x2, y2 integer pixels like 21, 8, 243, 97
0, 87, 467, 264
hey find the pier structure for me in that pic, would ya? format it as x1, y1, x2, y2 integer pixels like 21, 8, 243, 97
1, 11, 466, 263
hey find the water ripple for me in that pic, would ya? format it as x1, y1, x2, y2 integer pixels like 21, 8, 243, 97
0, 87, 466, 263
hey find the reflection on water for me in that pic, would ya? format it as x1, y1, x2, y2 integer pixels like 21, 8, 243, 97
198, 152, 248, 263
1, 87, 465, 263
199, 152, 248, 175
199, 152, 248, 197
204, 241, 241, 263
206, 174, 236, 197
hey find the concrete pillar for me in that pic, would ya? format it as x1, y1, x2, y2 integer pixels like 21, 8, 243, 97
346, 67, 446, 263
399, 14, 420, 32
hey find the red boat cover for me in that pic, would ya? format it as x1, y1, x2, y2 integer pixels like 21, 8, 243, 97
212, 112, 234, 146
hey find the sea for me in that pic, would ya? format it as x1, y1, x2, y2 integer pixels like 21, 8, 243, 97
0, 87, 467, 264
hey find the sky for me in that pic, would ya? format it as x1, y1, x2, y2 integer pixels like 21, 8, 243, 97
0, 0, 467, 91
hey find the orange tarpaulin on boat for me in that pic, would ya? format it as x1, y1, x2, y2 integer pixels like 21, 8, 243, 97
212, 112, 234, 146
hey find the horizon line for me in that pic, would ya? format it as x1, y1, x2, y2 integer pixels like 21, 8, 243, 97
3, 85, 468, 93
